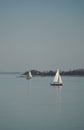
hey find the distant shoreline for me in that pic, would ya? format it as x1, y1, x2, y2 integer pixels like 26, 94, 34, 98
23, 69, 84, 77
0, 69, 84, 77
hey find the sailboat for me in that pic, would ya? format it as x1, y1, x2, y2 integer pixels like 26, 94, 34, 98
26, 71, 32, 79
50, 69, 63, 86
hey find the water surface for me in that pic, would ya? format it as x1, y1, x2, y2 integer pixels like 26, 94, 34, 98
0, 75, 84, 130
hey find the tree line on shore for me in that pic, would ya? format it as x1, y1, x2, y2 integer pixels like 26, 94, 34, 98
23, 69, 84, 76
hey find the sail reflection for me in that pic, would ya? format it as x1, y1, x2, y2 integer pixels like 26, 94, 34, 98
53, 85, 62, 112
54, 85, 62, 97
26, 79, 32, 96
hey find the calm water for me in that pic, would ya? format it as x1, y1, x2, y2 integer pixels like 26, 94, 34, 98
0, 74, 84, 130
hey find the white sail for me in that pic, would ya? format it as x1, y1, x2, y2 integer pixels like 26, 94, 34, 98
26, 71, 32, 79
29, 71, 32, 78
58, 75, 62, 84
53, 69, 59, 83
52, 69, 63, 85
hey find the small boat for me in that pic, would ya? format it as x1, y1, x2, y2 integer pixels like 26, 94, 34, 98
50, 69, 63, 86
26, 71, 32, 79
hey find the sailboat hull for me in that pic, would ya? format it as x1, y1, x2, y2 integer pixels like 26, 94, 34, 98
50, 83, 63, 86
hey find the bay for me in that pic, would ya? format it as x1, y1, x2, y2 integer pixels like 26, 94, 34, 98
0, 74, 84, 130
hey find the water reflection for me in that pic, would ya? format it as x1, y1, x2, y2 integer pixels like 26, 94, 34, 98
53, 85, 62, 112
54, 85, 62, 97
26, 79, 32, 97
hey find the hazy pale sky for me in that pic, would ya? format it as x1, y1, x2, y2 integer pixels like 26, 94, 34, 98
0, 0, 84, 72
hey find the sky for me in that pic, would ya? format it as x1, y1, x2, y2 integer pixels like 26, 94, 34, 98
0, 0, 84, 72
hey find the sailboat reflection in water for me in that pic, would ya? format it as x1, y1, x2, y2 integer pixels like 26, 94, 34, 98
50, 69, 63, 86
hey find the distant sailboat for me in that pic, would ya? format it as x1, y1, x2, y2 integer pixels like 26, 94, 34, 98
50, 69, 63, 86
26, 71, 32, 79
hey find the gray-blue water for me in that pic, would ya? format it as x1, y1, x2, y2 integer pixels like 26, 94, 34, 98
0, 74, 84, 130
